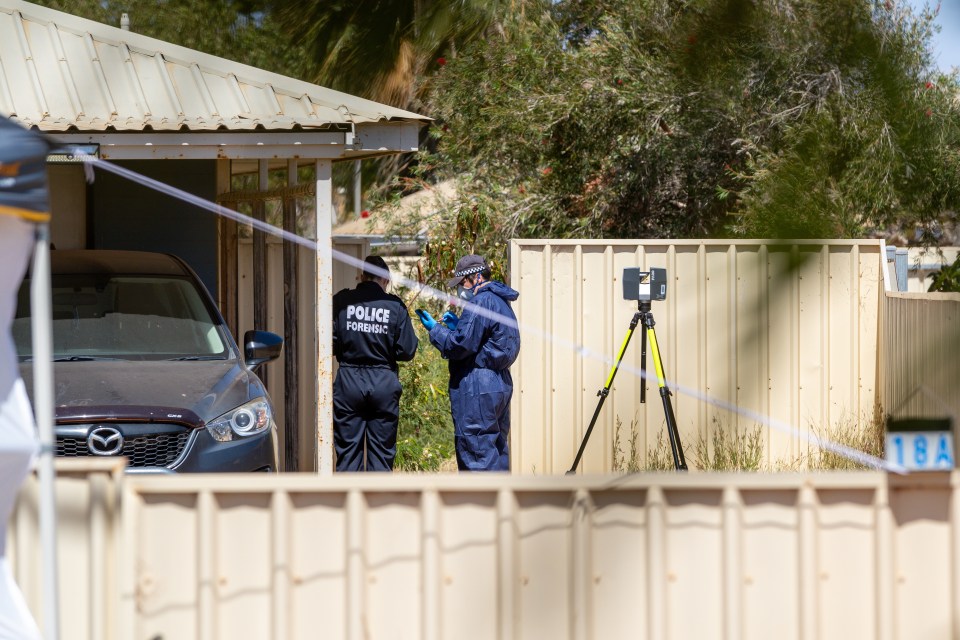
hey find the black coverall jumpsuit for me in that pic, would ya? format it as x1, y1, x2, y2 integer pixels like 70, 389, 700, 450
332, 281, 418, 471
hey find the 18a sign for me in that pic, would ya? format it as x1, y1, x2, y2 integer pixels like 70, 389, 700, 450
885, 431, 954, 471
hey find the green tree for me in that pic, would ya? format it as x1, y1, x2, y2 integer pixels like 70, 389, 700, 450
726, 0, 960, 239
265, 0, 520, 109
262, 0, 531, 211
928, 253, 960, 292
417, 0, 960, 243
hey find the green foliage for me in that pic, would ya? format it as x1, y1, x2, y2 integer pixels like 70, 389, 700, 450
928, 253, 960, 292
419, 195, 511, 291
387, 193, 512, 470
267, 0, 512, 108
46, 0, 960, 242
420, 0, 960, 241
729, 2, 960, 239
43, 0, 960, 241
388, 274, 456, 472
395, 333, 456, 471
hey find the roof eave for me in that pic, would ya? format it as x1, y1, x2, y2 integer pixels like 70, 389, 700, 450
46, 121, 423, 160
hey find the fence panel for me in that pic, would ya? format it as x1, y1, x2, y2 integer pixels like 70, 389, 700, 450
510, 240, 885, 474
9, 460, 123, 640
117, 473, 957, 640
881, 292, 960, 429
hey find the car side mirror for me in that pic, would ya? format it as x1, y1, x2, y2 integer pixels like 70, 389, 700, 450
244, 330, 283, 369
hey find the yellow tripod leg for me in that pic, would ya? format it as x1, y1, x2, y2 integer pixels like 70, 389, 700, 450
605, 327, 635, 388
568, 313, 642, 473
646, 326, 666, 387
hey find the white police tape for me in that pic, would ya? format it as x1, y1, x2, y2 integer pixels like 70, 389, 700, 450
77, 153, 905, 474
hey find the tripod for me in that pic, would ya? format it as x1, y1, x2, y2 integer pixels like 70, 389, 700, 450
567, 300, 687, 474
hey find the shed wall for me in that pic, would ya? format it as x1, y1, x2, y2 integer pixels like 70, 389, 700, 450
92, 160, 219, 293
510, 240, 885, 474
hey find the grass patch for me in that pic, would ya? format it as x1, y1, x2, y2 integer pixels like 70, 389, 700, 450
612, 413, 885, 473
805, 414, 885, 471
694, 417, 766, 471
612, 416, 675, 472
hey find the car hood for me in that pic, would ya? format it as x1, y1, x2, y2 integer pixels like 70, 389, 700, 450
19, 360, 257, 425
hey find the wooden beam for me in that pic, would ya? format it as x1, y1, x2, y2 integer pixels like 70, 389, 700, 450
217, 183, 315, 203
216, 160, 238, 340
253, 161, 268, 383
315, 159, 334, 475
283, 160, 300, 472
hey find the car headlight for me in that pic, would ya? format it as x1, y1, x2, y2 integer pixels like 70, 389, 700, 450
205, 399, 272, 442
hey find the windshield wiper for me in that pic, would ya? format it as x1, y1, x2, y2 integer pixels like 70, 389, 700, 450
165, 355, 227, 361
52, 356, 123, 362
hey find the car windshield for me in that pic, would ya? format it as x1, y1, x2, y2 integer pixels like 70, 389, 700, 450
14, 274, 228, 361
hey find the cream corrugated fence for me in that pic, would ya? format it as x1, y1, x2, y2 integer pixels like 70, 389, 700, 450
11, 240, 960, 640
12, 463, 960, 640
881, 291, 960, 430
510, 240, 885, 474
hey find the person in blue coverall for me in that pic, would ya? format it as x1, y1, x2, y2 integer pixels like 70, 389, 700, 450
417, 255, 520, 471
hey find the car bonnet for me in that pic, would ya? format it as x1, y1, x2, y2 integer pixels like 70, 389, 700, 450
20, 360, 256, 425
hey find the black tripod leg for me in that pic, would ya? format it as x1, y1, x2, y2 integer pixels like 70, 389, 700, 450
567, 390, 611, 475
567, 313, 641, 474
645, 321, 688, 471
660, 388, 688, 471
640, 321, 647, 405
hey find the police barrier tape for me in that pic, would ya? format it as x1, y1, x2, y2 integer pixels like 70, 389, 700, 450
76, 154, 899, 472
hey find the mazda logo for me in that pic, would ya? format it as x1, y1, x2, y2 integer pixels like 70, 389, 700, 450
87, 426, 124, 456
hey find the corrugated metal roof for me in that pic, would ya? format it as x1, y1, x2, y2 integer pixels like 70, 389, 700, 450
0, 0, 429, 133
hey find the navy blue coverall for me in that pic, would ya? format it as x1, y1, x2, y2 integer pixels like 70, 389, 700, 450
333, 281, 418, 471
428, 280, 520, 471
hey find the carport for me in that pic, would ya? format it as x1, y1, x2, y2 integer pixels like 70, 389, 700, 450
0, 0, 429, 472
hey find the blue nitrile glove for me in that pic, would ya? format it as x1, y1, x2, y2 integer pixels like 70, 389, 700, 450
441, 310, 459, 329
415, 309, 437, 330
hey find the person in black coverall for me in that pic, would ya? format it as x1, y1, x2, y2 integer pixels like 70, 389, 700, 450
333, 256, 418, 471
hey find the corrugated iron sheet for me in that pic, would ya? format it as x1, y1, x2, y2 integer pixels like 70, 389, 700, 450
13, 462, 960, 640
510, 240, 886, 474
0, 1, 428, 132
882, 292, 960, 426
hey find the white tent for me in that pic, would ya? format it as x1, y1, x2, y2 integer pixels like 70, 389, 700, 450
0, 116, 57, 639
